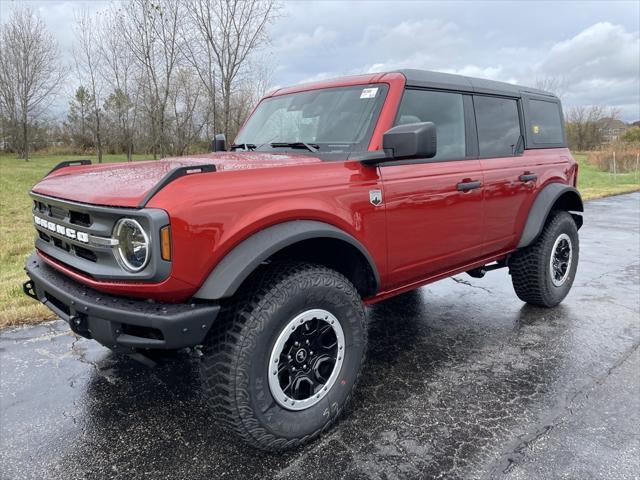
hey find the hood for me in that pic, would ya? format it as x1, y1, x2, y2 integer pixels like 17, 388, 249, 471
32, 152, 322, 207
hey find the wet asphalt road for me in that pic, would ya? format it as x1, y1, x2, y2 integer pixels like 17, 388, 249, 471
1, 193, 639, 480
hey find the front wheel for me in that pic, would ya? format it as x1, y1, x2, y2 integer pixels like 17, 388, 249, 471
510, 211, 579, 307
199, 262, 367, 451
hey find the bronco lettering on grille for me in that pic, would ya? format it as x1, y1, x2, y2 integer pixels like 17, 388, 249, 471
34, 215, 89, 243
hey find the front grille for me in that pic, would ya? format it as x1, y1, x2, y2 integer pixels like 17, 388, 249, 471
34, 200, 93, 226
49, 205, 67, 219
70, 211, 91, 227
74, 245, 97, 262
32, 196, 107, 268
52, 236, 70, 252
30, 192, 170, 282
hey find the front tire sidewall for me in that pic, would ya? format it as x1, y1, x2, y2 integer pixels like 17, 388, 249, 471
242, 271, 366, 443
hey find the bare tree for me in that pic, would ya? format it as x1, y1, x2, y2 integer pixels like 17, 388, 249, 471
0, 2, 279, 159
66, 86, 95, 151
100, 5, 140, 161
119, 0, 184, 159
184, 0, 278, 140
73, 9, 105, 162
566, 105, 621, 151
534, 75, 567, 100
179, 7, 218, 141
0, 6, 65, 160
168, 68, 207, 155
228, 61, 273, 138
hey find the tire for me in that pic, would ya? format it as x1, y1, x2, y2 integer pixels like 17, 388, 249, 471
510, 211, 579, 307
199, 261, 367, 451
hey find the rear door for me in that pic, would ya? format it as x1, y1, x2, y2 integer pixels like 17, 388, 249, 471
380, 89, 484, 289
474, 95, 534, 255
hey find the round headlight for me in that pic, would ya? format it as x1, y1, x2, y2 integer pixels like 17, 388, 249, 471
113, 218, 150, 272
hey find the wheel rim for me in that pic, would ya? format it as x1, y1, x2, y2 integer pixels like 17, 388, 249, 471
268, 309, 345, 411
549, 233, 572, 287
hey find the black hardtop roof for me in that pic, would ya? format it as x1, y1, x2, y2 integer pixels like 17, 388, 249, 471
394, 69, 558, 100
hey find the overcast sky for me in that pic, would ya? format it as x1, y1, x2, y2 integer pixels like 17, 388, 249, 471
1, 0, 639, 121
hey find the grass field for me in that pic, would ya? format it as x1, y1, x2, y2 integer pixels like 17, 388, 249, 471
0, 151, 638, 328
572, 152, 640, 199
0, 153, 148, 327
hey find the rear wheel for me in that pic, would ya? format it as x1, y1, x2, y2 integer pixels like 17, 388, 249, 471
510, 211, 579, 307
199, 262, 367, 451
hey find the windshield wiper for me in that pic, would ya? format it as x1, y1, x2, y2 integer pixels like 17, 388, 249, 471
229, 143, 256, 151
270, 142, 319, 152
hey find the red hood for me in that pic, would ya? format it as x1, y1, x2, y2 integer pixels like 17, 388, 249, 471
32, 152, 322, 207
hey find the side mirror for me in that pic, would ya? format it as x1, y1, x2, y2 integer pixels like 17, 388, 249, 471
212, 133, 227, 152
382, 122, 437, 160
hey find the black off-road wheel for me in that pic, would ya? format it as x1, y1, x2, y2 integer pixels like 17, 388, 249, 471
199, 262, 367, 451
510, 211, 579, 307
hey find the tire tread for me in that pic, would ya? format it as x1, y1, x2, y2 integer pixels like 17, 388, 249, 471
510, 211, 577, 307
199, 261, 366, 451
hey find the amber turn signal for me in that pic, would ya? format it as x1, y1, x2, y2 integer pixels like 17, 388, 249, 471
160, 226, 171, 261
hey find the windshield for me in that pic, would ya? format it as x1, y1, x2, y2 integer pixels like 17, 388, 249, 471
234, 84, 388, 154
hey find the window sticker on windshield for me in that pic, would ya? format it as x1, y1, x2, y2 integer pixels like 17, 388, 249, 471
360, 87, 378, 99
533, 125, 541, 134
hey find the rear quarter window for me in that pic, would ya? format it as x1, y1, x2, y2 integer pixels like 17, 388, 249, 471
527, 99, 564, 145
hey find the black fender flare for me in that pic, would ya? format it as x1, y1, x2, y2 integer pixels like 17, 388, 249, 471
194, 220, 380, 300
517, 183, 583, 248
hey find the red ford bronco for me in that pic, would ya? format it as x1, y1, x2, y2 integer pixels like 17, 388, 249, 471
24, 69, 582, 450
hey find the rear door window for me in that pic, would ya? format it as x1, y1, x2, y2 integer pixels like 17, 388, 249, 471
395, 89, 466, 161
527, 99, 564, 145
474, 96, 521, 157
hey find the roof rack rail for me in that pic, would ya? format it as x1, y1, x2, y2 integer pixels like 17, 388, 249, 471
46, 159, 92, 177
138, 164, 217, 207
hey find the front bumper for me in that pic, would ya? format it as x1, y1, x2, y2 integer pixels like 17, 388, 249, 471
24, 253, 219, 351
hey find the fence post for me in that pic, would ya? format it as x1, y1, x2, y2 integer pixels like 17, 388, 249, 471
636, 152, 639, 184
613, 151, 617, 184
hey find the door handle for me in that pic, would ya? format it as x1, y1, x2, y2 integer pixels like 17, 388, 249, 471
456, 180, 482, 192
519, 173, 538, 182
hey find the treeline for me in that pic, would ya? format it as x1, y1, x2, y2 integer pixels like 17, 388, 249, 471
0, 0, 278, 161
565, 105, 636, 151
1, 4, 635, 162
534, 77, 638, 152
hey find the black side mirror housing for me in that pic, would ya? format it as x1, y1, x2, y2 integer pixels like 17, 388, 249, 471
382, 122, 437, 160
212, 133, 227, 152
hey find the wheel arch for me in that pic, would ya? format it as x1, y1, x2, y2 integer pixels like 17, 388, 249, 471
517, 183, 583, 249
194, 220, 380, 300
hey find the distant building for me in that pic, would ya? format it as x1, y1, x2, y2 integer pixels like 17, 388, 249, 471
597, 118, 629, 142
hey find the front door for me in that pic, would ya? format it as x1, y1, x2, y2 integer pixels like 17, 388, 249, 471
380, 89, 484, 289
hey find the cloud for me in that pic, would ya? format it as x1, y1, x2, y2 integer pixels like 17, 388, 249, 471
5, 0, 639, 121
275, 26, 339, 54
441, 65, 515, 83
359, 19, 463, 59
541, 22, 639, 80
270, 6, 638, 120
297, 71, 340, 84
535, 22, 640, 119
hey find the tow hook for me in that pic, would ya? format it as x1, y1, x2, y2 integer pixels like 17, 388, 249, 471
191, 345, 204, 359
69, 313, 91, 338
22, 280, 37, 300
